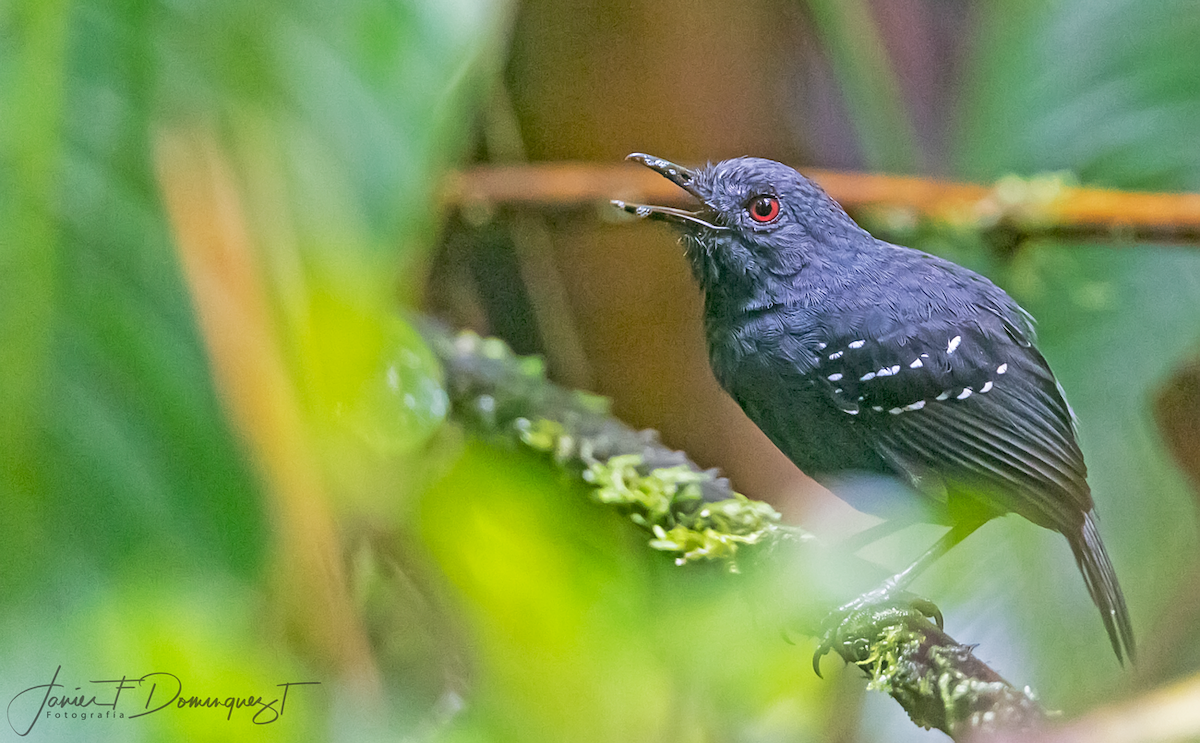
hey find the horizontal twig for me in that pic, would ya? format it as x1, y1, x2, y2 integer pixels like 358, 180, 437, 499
442, 163, 1200, 243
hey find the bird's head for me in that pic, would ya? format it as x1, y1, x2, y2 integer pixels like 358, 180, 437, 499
614, 154, 868, 302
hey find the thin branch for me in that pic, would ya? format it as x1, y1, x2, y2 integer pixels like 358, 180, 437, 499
824, 598, 1044, 737
421, 321, 1046, 738
442, 163, 1200, 243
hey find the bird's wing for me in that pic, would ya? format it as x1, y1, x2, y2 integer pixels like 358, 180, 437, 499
809, 313, 1091, 531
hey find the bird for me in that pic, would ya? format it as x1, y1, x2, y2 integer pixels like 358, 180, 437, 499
613, 153, 1135, 666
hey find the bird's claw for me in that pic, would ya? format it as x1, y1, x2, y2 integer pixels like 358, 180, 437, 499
910, 596, 943, 630
811, 589, 944, 677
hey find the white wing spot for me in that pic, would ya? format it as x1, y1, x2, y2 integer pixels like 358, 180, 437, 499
909, 358, 923, 369
872, 406, 884, 412
827, 373, 843, 382
843, 408, 859, 415
997, 363, 1008, 375
957, 388, 973, 400
860, 372, 877, 381
817, 342, 827, 350
889, 407, 904, 415
947, 335, 962, 354
904, 400, 926, 411
829, 350, 844, 360
834, 388, 843, 395
876, 366, 894, 377
848, 340, 866, 349
935, 390, 951, 401
980, 381, 994, 393
889, 365, 900, 375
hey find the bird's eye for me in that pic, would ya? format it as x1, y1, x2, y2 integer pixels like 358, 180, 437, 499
747, 195, 780, 223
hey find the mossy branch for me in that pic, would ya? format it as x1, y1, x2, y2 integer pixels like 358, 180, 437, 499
422, 322, 1046, 738
423, 323, 796, 565
825, 599, 1044, 736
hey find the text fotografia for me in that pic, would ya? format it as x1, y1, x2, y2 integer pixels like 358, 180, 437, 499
6, 666, 320, 736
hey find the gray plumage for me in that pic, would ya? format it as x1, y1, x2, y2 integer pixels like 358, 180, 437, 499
616, 154, 1135, 664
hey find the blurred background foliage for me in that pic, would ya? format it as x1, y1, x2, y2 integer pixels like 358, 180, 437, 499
2, 0, 1199, 740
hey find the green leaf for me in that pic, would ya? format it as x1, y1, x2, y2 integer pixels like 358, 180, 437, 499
0, 0, 70, 593
957, 0, 1200, 190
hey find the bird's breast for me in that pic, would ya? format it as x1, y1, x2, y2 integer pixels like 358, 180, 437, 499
704, 307, 823, 392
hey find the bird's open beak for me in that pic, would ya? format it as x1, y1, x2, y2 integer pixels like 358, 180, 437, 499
626, 153, 703, 197
612, 153, 725, 230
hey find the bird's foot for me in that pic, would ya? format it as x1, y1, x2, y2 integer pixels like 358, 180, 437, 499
812, 587, 943, 677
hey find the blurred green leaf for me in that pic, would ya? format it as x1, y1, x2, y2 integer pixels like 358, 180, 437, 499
48, 0, 267, 583
958, 0, 1200, 190
419, 441, 831, 743
0, 0, 69, 593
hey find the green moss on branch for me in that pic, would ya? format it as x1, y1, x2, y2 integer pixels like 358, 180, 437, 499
423, 325, 803, 567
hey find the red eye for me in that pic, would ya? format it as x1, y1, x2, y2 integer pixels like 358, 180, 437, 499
747, 195, 780, 223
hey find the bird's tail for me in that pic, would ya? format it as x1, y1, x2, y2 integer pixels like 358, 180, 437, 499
1068, 511, 1136, 665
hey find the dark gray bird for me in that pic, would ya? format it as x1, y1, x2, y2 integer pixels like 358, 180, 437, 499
614, 153, 1135, 665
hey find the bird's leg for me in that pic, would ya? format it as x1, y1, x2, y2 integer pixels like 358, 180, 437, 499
813, 519, 985, 675
874, 518, 984, 598
834, 516, 919, 555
